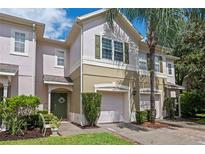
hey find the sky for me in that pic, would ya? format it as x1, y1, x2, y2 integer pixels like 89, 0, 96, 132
0, 8, 146, 40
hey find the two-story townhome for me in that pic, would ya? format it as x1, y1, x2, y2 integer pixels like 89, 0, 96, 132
0, 9, 183, 126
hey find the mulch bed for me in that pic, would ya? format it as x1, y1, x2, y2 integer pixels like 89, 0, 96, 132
0, 128, 51, 141
132, 121, 169, 129
71, 122, 100, 129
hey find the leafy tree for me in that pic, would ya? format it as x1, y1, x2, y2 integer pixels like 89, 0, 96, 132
173, 21, 205, 92
106, 8, 184, 123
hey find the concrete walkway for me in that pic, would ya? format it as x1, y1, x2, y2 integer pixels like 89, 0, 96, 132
59, 122, 107, 136
157, 119, 205, 131
99, 123, 205, 145
58, 121, 205, 145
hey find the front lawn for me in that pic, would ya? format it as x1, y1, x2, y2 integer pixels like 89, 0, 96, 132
195, 113, 205, 124
0, 132, 133, 145
196, 118, 205, 124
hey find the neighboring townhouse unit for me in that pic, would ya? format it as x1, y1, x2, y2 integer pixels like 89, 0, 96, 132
0, 9, 183, 125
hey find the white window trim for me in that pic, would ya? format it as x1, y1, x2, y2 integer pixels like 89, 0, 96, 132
138, 51, 166, 76
167, 62, 173, 76
114, 40, 124, 62
100, 35, 125, 63
101, 37, 113, 61
155, 55, 161, 72
55, 49, 65, 68
139, 52, 148, 71
10, 29, 29, 57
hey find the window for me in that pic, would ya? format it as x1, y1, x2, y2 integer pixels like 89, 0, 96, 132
102, 38, 112, 60
14, 32, 25, 53
114, 41, 123, 61
168, 63, 172, 75
155, 56, 160, 72
139, 52, 147, 70
56, 51, 64, 67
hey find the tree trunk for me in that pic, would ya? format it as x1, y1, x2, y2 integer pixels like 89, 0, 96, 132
150, 45, 156, 123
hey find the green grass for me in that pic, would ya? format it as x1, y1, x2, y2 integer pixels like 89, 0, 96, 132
0, 132, 133, 145
195, 113, 205, 124
196, 113, 205, 118
196, 118, 205, 124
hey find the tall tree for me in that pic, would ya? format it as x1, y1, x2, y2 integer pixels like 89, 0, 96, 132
106, 9, 184, 123
173, 21, 205, 92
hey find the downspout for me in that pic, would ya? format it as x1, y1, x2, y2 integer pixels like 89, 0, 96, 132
32, 24, 36, 96
77, 21, 84, 126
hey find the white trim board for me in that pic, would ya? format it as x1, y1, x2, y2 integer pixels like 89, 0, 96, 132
44, 81, 73, 86
82, 58, 138, 71
94, 83, 129, 90
0, 72, 16, 76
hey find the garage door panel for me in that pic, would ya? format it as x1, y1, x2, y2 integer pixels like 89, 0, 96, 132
140, 94, 161, 119
99, 111, 124, 123
98, 92, 124, 123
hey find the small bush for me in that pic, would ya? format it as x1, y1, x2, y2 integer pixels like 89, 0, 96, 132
0, 95, 40, 135
82, 92, 102, 126
180, 91, 205, 117
38, 110, 48, 115
136, 111, 147, 124
22, 114, 39, 130
163, 97, 176, 119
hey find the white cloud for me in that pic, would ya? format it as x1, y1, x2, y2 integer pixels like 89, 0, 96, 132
0, 8, 73, 40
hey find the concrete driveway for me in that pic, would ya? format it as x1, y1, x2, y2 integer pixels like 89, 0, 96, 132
99, 122, 205, 145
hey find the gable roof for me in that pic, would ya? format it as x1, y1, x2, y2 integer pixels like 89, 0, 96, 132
65, 9, 144, 46
0, 9, 174, 56
76, 9, 143, 39
0, 13, 45, 40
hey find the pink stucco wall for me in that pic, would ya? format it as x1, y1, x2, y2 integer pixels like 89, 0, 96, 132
35, 42, 68, 106
0, 22, 36, 96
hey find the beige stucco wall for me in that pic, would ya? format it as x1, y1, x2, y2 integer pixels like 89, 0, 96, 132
82, 64, 139, 112
68, 33, 81, 76
82, 15, 139, 71
139, 75, 165, 91
69, 67, 81, 113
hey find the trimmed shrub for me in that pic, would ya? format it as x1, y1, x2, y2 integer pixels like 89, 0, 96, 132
22, 114, 39, 130
0, 95, 40, 135
163, 97, 176, 119
180, 91, 205, 117
136, 111, 147, 124
82, 92, 102, 126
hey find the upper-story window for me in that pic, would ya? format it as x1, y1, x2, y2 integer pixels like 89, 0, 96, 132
139, 53, 163, 73
114, 41, 123, 61
139, 52, 147, 70
167, 63, 172, 75
14, 32, 26, 53
155, 56, 160, 72
101, 37, 124, 62
56, 50, 64, 67
102, 38, 112, 60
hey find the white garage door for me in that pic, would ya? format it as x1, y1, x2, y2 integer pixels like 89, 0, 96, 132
140, 94, 161, 119
98, 91, 125, 123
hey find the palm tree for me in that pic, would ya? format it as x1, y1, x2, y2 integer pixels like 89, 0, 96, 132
106, 8, 184, 123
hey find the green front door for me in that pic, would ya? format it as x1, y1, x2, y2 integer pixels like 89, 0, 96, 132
51, 93, 67, 119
